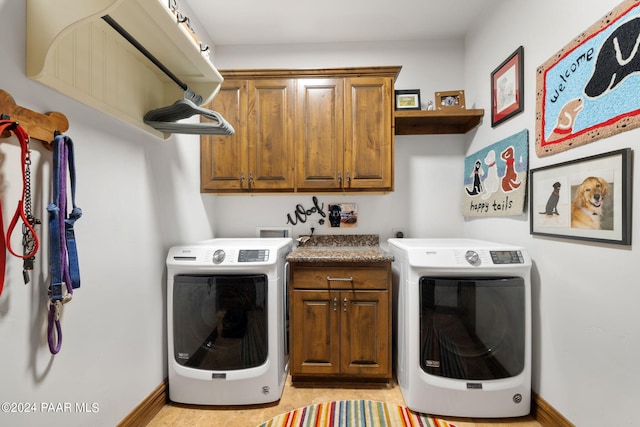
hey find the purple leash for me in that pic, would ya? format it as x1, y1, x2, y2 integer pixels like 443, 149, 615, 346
47, 135, 77, 354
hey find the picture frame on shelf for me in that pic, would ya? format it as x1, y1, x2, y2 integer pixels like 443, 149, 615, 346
529, 148, 632, 245
491, 46, 524, 127
395, 89, 421, 110
435, 90, 465, 110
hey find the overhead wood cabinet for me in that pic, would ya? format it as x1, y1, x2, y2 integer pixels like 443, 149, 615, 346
201, 78, 295, 192
201, 67, 401, 193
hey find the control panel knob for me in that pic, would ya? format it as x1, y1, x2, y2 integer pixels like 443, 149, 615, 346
465, 250, 480, 266
212, 249, 226, 264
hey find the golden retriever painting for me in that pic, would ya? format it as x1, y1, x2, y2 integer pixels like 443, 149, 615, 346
570, 177, 609, 229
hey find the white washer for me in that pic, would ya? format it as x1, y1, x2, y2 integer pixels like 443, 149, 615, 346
166, 238, 293, 405
388, 238, 532, 418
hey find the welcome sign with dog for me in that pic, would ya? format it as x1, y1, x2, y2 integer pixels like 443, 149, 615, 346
535, 0, 640, 157
530, 148, 632, 245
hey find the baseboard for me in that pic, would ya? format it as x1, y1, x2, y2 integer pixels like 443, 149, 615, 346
117, 379, 168, 427
532, 392, 575, 427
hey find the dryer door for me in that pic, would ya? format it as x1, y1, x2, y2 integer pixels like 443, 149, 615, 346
173, 274, 268, 371
419, 276, 525, 380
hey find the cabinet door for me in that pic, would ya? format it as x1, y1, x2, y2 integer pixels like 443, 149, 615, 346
246, 79, 295, 191
295, 78, 344, 190
344, 77, 394, 190
291, 290, 341, 375
201, 79, 248, 191
341, 290, 391, 377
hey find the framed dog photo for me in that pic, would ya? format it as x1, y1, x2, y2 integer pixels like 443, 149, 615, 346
529, 148, 632, 245
327, 203, 358, 228
395, 90, 421, 110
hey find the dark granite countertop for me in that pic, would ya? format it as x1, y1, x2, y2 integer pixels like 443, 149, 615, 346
286, 234, 393, 263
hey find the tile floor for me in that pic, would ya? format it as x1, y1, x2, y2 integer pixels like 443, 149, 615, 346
146, 376, 541, 427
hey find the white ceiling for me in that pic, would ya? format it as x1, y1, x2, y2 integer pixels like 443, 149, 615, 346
186, 0, 501, 46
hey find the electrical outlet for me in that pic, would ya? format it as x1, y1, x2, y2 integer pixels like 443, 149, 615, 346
392, 227, 406, 238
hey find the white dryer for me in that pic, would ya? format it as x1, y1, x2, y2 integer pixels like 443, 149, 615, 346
388, 238, 532, 418
166, 238, 293, 405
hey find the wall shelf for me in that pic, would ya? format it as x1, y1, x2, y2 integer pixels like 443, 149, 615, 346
394, 109, 484, 135
26, 0, 224, 139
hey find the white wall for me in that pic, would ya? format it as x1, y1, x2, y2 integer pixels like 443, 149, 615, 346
0, 1, 214, 426
464, 0, 639, 425
4, 0, 634, 426
207, 40, 470, 240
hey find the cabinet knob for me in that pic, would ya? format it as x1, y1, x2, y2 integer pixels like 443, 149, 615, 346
333, 297, 338, 312
337, 171, 342, 186
346, 171, 351, 185
240, 172, 245, 187
343, 297, 347, 312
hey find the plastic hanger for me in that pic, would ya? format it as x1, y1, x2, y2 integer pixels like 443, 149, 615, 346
143, 98, 234, 136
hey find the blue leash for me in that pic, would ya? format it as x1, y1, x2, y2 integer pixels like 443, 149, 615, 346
47, 134, 82, 354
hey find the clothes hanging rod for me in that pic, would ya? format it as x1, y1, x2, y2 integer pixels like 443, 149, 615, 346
101, 15, 202, 104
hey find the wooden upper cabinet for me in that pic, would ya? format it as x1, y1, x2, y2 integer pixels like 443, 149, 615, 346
295, 78, 344, 190
201, 66, 401, 193
247, 79, 295, 191
344, 77, 393, 190
201, 78, 295, 192
201, 80, 247, 192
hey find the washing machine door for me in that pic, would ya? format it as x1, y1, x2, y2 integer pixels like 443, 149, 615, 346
172, 274, 268, 371
419, 276, 525, 380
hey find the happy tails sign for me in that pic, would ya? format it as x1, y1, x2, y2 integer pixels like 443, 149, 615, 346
536, 0, 640, 157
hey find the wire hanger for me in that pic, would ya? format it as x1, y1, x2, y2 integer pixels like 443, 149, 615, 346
0, 89, 69, 145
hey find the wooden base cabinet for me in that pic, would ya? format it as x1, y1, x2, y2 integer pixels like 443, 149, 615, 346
289, 262, 392, 381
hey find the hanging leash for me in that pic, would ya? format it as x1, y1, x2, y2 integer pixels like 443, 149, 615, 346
0, 119, 41, 296
47, 133, 82, 354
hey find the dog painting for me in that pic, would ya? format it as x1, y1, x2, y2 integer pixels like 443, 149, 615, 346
536, 0, 640, 157
570, 177, 610, 229
540, 182, 562, 216
500, 146, 522, 192
546, 98, 584, 143
462, 129, 528, 217
465, 160, 483, 196
481, 150, 500, 200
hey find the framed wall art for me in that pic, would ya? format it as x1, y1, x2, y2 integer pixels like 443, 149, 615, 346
463, 129, 529, 217
327, 203, 357, 228
529, 148, 632, 245
435, 90, 465, 109
395, 90, 421, 110
491, 46, 524, 127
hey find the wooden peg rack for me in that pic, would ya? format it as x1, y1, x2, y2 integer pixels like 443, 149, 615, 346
0, 89, 69, 146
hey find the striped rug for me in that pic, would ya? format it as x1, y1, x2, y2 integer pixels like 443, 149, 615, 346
256, 400, 455, 427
